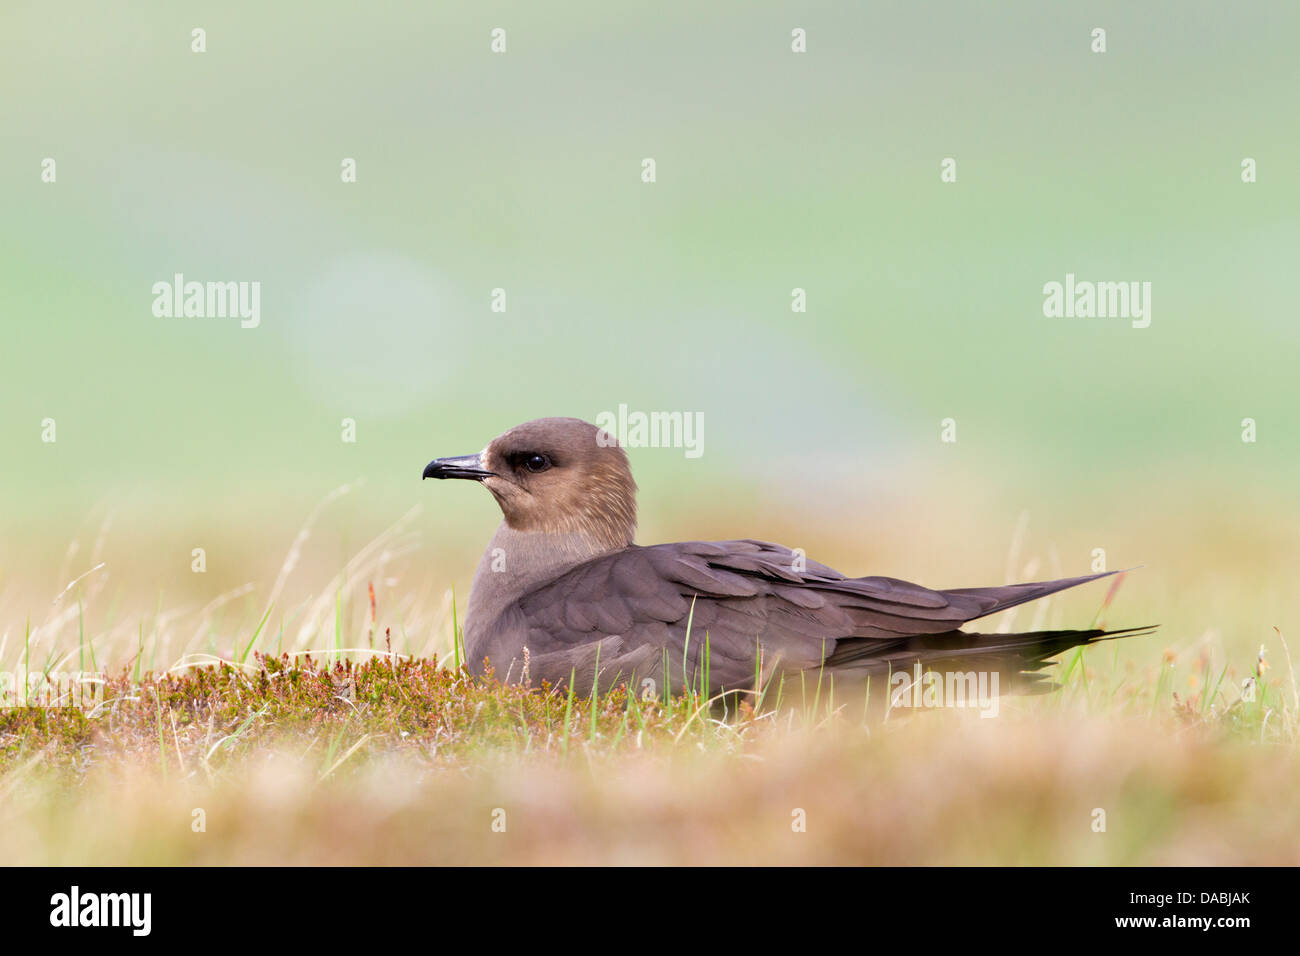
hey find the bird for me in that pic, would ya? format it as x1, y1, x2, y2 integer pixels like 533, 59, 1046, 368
423, 417, 1151, 706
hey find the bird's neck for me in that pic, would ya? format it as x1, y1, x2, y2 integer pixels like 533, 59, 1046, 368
464, 522, 626, 656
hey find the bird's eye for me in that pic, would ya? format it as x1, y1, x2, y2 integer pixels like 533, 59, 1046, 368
522, 453, 551, 473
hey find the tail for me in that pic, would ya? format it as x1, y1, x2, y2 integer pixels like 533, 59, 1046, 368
821, 624, 1157, 693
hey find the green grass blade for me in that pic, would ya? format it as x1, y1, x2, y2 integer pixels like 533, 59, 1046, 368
239, 603, 275, 665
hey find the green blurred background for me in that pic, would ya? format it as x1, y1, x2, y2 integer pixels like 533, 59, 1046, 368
2, 2, 1296, 667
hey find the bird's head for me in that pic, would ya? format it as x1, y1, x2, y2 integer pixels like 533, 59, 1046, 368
423, 417, 637, 550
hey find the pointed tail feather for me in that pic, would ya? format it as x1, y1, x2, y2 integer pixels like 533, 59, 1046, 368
822, 624, 1158, 676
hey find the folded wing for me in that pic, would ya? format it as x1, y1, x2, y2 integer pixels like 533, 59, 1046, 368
510, 540, 1124, 692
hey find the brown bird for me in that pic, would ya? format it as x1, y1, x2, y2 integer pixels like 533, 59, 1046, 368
423, 417, 1150, 703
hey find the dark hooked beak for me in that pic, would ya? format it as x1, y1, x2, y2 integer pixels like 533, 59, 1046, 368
422, 453, 496, 481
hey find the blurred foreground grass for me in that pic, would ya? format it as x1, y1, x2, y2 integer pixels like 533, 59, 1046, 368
0, 636, 1296, 865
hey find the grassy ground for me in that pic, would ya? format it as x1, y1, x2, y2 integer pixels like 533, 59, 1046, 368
1, 635, 1296, 865
2, 485, 1297, 865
